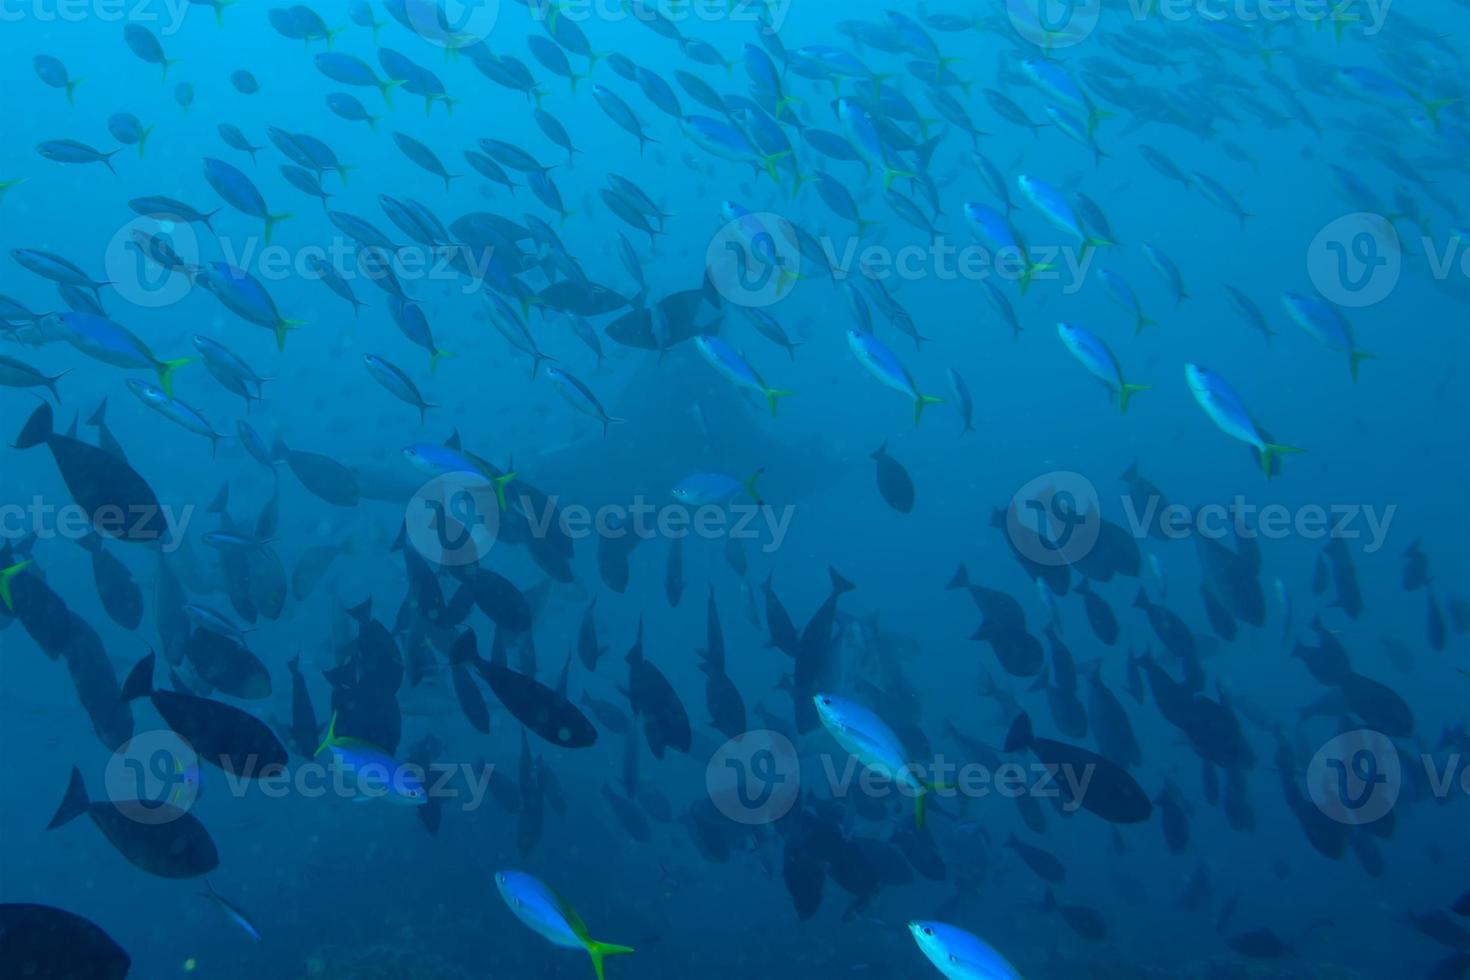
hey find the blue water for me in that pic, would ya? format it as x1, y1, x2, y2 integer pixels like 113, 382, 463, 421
2, 1, 1468, 978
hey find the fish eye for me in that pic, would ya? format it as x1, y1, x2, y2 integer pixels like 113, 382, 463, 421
949, 954, 959, 964
923, 927, 934, 937
820, 697, 832, 706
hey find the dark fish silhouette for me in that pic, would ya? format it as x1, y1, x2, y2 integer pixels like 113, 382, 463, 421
0, 903, 131, 980
14, 403, 169, 544
48, 766, 218, 879
122, 652, 287, 775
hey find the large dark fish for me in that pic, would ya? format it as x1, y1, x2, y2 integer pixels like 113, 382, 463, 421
122, 652, 287, 775
285, 654, 320, 757
76, 533, 143, 630
626, 618, 691, 758
1133, 589, 1195, 661
871, 441, 914, 513
1321, 536, 1364, 619
57, 611, 134, 751
0, 903, 131, 980
1005, 711, 1152, 824
271, 437, 360, 506
184, 629, 272, 700
792, 567, 855, 732
48, 766, 218, 879
448, 629, 491, 734
577, 598, 605, 670
14, 403, 169, 544
469, 629, 596, 748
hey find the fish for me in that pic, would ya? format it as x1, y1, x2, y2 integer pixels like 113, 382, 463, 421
872, 442, 916, 513
14, 403, 170, 544
48, 766, 217, 878
1185, 363, 1302, 477
496, 871, 634, 980
815, 694, 937, 826
0, 904, 131, 979
1005, 712, 1152, 824
909, 921, 1021, 979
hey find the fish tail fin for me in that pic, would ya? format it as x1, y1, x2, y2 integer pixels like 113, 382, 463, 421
882, 166, 917, 191
1421, 98, 1458, 129
1020, 259, 1054, 294
380, 78, 405, 108
66, 77, 83, 104
913, 392, 943, 425
47, 767, 90, 830
337, 164, 355, 187
1349, 349, 1376, 382
314, 711, 339, 758
15, 403, 55, 450
121, 652, 157, 702
0, 560, 32, 612
1260, 442, 1305, 478
431, 349, 457, 374
1003, 711, 1033, 752
493, 472, 516, 512
138, 126, 154, 159
914, 788, 929, 829
764, 387, 795, 417
263, 212, 292, 245
585, 940, 634, 980
761, 150, 792, 185
742, 467, 766, 506
1118, 382, 1150, 414
829, 566, 856, 595
1135, 314, 1157, 334
1086, 107, 1115, 138
157, 357, 192, 396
